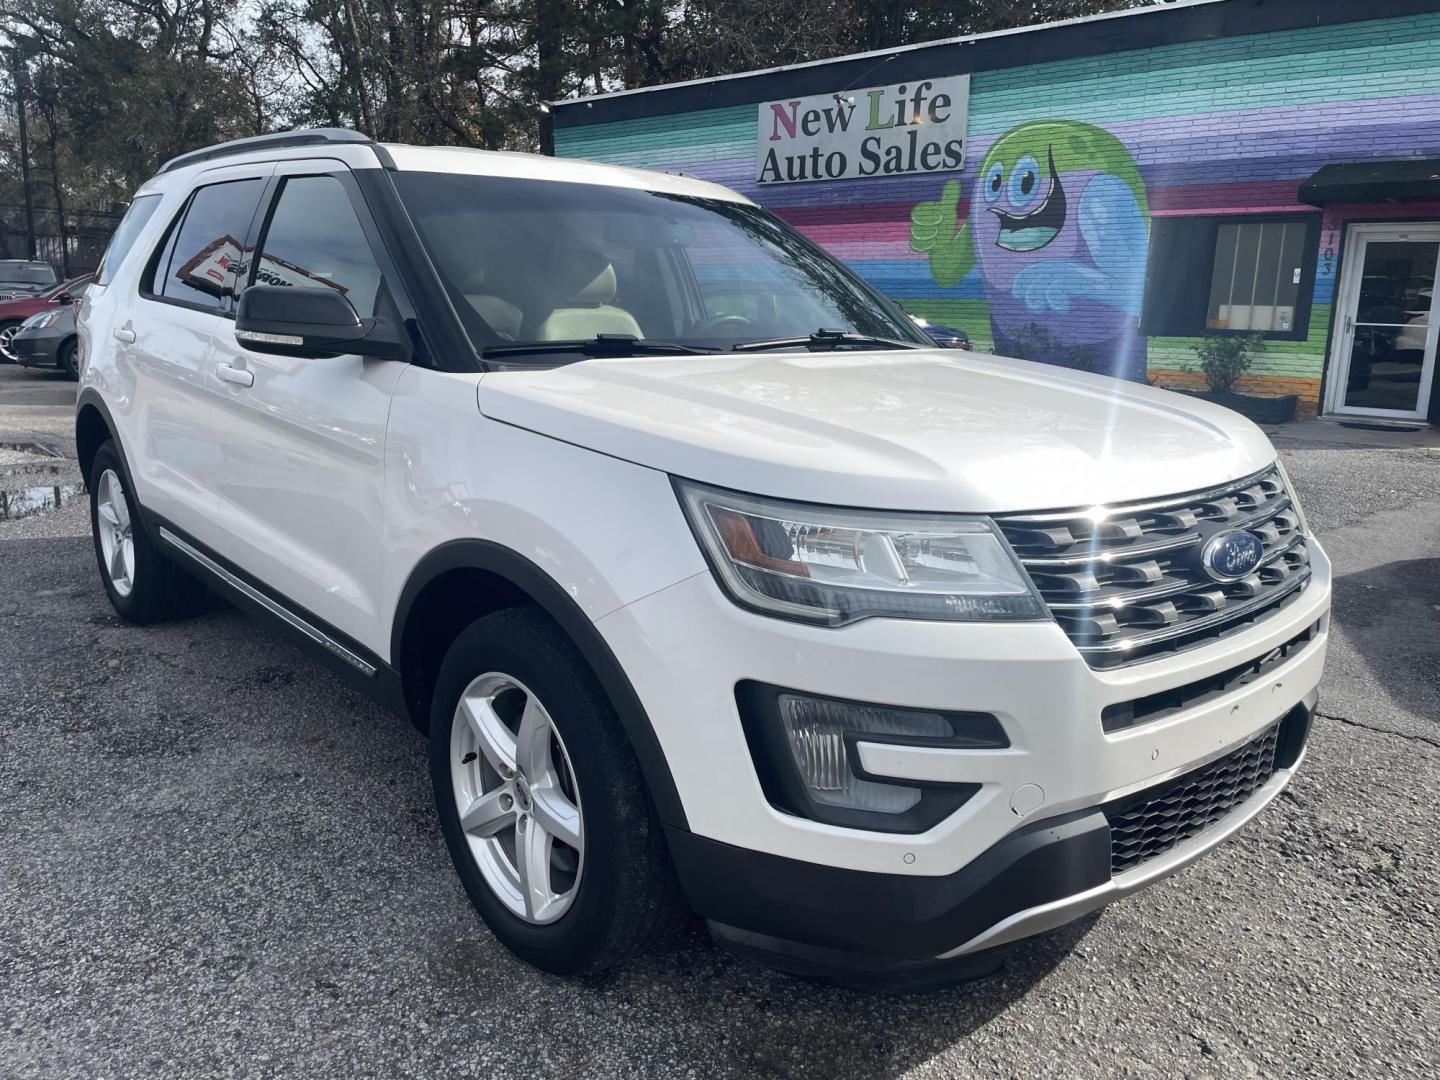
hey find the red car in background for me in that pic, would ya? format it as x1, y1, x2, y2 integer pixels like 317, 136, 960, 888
0, 273, 93, 362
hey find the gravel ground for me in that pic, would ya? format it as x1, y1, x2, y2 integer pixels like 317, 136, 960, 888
1, 362, 1436, 1079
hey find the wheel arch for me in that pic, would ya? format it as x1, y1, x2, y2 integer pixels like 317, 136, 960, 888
393, 539, 688, 829
75, 390, 130, 495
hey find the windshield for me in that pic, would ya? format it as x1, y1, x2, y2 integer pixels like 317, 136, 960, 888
0, 263, 58, 287
390, 172, 926, 359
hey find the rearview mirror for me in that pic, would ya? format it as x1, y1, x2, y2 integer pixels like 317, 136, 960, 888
234, 284, 409, 361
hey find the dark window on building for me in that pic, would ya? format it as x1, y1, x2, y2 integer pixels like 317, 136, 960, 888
95, 194, 162, 286
150, 179, 265, 311
1143, 214, 1320, 341
249, 175, 388, 317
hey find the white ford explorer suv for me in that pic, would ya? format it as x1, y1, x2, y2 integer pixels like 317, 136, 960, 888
76, 129, 1329, 988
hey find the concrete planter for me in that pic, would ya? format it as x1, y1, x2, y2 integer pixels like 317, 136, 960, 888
1176, 389, 1299, 424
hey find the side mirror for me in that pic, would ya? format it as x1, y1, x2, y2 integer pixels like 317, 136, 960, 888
234, 284, 409, 361
55, 293, 74, 305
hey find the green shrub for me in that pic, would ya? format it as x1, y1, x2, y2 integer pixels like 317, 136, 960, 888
1004, 322, 1101, 373
1187, 332, 1266, 393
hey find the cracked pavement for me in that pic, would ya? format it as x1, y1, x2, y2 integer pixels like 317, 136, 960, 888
1, 362, 1436, 1079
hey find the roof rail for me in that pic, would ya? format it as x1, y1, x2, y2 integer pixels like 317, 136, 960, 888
158, 128, 374, 175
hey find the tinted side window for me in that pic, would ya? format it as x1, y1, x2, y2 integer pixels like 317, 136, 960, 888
96, 194, 162, 286
155, 179, 264, 310
252, 175, 386, 317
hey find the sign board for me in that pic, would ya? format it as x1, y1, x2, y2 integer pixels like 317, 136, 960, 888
174, 235, 350, 297
756, 76, 969, 185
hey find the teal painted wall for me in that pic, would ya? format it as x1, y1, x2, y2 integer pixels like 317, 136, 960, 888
557, 11, 1440, 411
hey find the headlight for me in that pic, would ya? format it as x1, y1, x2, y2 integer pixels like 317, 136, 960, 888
1275, 458, 1310, 536
674, 480, 1048, 626
22, 311, 59, 329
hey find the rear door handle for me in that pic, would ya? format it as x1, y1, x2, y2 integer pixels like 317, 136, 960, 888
217, 364, 254, 388
112, 327, 136, 344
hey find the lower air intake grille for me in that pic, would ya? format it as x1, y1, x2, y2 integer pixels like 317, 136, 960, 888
1105, 722, 1281, 875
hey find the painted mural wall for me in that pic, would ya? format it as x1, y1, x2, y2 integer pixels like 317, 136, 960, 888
555, 12, 1440, 413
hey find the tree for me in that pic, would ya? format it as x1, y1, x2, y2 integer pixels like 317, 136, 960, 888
0, 0, 1154, 241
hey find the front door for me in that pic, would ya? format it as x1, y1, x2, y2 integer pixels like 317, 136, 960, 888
1325, 223, 1440, 420
202, 161, 410, 655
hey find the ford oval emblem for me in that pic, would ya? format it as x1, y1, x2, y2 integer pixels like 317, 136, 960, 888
1201, 529, 1265, 582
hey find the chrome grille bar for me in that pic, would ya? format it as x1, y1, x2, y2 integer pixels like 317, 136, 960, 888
999, 465, 1280, 523
995, 465, 1311, 669
1075, 570, 1311, 657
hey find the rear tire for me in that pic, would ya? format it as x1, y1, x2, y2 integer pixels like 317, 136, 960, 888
88, 440, 207, 624
58, 337, 79, 380
430, 606, 688, 973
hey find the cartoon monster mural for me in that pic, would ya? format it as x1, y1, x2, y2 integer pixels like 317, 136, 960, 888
910, 120, 1150, 379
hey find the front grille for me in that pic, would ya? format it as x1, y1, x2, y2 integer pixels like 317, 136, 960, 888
1105, 722, 1281, 875
995, 466, 1311, 668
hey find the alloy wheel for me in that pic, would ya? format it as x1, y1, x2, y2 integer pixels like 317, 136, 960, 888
450, 672, 585, 924
95, 468, 136, 597
0, 325, 19, 362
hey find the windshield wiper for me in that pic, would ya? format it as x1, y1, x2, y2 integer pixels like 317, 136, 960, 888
731, 328, 925, 353
482, 334, 719, 360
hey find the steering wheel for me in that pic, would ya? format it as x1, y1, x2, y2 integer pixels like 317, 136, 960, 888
689, 313, 753, 336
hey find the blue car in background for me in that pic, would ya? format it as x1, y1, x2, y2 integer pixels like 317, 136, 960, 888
891, 300, 971, 349
910, 315, 971, 349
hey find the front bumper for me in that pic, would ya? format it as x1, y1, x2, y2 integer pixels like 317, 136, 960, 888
665, 693, 1312, 987
14, 326, 67, 368
597, 534, 1330, 981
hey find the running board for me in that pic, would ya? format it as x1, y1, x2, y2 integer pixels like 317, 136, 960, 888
158, 526, 378, 677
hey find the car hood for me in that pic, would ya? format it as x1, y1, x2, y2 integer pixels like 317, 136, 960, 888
476, 350, 1278, 513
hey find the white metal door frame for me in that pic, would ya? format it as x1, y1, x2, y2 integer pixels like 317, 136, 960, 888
1323, 222, 1440, 419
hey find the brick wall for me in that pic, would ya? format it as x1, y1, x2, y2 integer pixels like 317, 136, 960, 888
557, 10, 1440, 414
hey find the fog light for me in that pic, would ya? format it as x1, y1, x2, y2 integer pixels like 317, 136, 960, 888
779, 694, 948, 814
736, 682, 1006, 834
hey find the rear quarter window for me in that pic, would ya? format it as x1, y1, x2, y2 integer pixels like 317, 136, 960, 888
148, 179, 265, 311
95, 194, 162, 287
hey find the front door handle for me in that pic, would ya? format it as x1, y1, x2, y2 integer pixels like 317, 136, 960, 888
113, 327, 136, 344
217, 363, 254, 388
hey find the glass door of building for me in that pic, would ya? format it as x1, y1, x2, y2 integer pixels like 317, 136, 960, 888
1325, 224, 1440, 420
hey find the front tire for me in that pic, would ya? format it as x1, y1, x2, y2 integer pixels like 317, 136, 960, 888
0, 321, 21, 362
58, 337, 79, 379
88, 441, 207, 624
430, 607, 687, 973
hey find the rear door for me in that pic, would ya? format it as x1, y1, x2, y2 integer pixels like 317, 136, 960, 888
201, 161, 410, 650
126, 164, 272, 547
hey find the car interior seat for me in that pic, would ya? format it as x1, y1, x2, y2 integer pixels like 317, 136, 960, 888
458, 268, 524, 340
534, 250, 643, 341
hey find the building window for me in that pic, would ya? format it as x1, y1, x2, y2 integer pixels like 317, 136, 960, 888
1206, 221, 1308, 333
1143, 213, 1320, 341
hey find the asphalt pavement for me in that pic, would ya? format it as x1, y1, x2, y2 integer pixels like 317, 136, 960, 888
1, 361, 1436, 1079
